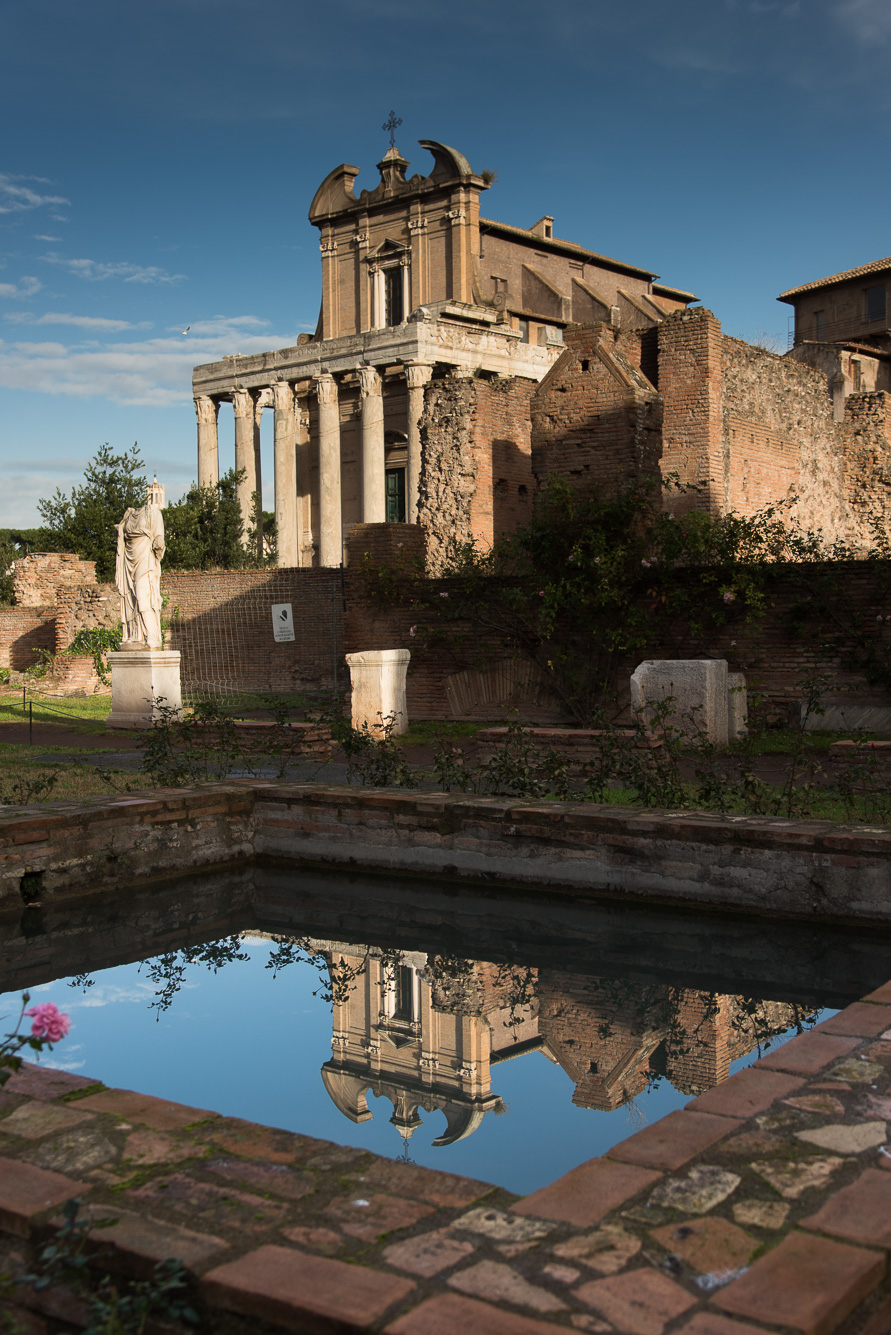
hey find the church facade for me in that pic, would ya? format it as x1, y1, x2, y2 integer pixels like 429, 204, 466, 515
191, 137, 693, 568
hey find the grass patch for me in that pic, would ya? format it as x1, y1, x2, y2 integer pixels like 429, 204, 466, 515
0, 689, 113, 732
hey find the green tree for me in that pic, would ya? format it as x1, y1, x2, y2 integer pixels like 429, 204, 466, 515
37, 443, 146, 581
163, 469, 253, 570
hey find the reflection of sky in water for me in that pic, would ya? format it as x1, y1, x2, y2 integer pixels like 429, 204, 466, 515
0, 938, 829, 1197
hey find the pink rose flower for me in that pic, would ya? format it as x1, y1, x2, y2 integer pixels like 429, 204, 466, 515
409, 625, 417, 637
24, 1002, 70, 1044
723, 591, 735, 603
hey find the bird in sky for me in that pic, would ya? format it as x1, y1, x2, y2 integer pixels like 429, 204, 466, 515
181, 326, 190, 335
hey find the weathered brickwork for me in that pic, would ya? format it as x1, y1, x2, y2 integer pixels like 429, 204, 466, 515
531, 325, 662, 495
0, 608, 56, 671
11, 553, 98, 608
531, 308, 891, 547
162, 569, 344, 697
419, 373, 535, 572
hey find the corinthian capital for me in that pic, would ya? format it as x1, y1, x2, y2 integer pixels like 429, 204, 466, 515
358, 366, 382, 398
272, 380, 294, 412
405, 362, 433, 390
315, 373, 338, 406
194, 395, 218, 426
232, 388, 254, 419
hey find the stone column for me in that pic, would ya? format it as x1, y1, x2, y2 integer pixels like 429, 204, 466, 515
195, 396, 219, 489
315, 373, 342, 567
405, 363, 433, 524
359, 366, 386, 523
273, 381, 298, 568
232, 388, 259, 541
295, 393, 313, 566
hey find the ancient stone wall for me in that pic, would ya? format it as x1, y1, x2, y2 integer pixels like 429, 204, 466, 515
531, 324, 662, 495
657, 308, 726, 512
11, 552, 97, 607
0, 609, 57, 671
419, 374, 535, 573
720, 334, 847, 535
842, 392, 891, 540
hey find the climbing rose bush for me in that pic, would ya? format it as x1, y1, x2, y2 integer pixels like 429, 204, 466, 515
0, 993, 71, 1085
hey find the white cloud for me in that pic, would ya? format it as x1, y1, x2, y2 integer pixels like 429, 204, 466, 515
34, 234, 62, 242
40, 253, 186, 285
0, 276, 41, 300
0, 175, 69, 216
835, 0, 891, 41
0, 318, 297, 407
5, 311, 152, 332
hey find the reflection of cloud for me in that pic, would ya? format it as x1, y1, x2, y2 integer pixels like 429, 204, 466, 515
0, 277, 41, 300
0, 319, 296, 407
834, 0, 891, 42
5, 311, 152, 332
40, 254, 185, 285
0, 175, 69, 216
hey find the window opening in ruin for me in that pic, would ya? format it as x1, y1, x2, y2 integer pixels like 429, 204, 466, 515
518, 319, 529, 343
814, 310, 825, 340
865, 285, 886, 324
385, 467, 406, 522
581, 359, 590, 372
385, 268, 404, 326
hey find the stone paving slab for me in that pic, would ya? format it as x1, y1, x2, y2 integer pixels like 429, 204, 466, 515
4, 986, 891, 1331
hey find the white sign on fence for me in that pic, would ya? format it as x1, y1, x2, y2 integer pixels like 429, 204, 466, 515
271, 603, 295, 643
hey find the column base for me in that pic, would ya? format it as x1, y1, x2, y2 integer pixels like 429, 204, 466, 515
107, 649, 183, 730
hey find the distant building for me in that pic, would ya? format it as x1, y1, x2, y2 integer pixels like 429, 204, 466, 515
779, 259, 891, 417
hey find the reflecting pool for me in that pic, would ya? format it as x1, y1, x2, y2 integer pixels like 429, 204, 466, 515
2, 864, 882, 1195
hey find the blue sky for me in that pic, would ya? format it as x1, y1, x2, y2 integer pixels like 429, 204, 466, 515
1, 0, 889, 527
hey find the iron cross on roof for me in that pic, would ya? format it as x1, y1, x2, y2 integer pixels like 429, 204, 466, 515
382, 110, 402, 148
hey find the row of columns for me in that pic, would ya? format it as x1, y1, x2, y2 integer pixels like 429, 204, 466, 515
194, 361, 434, 568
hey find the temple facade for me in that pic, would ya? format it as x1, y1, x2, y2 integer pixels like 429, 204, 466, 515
192, 137, 693, 568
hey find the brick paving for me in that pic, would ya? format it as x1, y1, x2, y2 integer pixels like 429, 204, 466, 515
3, 984, 891, 1331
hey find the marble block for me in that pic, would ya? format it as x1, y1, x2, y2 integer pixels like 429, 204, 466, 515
630, 658, 729, 747
107, 649, 183, 730
345, 649, 410, 737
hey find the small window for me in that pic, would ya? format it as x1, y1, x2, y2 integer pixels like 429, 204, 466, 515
865, 285, 886, 323
517, 319, 529, 343
814, 310, 825, 340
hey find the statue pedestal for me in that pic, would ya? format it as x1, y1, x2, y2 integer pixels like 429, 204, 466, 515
107, 649, 183, 730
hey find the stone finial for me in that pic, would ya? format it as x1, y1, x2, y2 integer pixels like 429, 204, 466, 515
377, 145, 409, 194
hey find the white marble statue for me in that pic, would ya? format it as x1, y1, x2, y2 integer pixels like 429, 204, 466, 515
114, 501, 165, 649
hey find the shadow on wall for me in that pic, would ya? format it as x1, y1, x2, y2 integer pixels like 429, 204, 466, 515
491, 438, 535, 541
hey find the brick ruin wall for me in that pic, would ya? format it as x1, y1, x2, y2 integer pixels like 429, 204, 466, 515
344, 524, 891, 721
531, 325, 662, 495
531, 309, 891, 550
419, 373, 536, 574
0, 553, 117, 676
162, 568, 344, 698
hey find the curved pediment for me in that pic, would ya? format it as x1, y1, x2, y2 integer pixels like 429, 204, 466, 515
309, 163, 361, 222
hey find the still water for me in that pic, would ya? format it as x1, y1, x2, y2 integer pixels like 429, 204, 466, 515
2, 864, 877, 1196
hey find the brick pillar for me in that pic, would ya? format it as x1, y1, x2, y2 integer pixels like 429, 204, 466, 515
405, 363, 433, 524
658, 308, 726, 514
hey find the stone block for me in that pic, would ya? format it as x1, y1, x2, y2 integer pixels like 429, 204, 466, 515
346, 648, 410, 737
630, 659, 729, 746
106, 649, 182, 730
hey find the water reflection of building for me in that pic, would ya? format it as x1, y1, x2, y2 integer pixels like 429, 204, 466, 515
314, 940, 801, 1145
318, 943, 539, 1146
